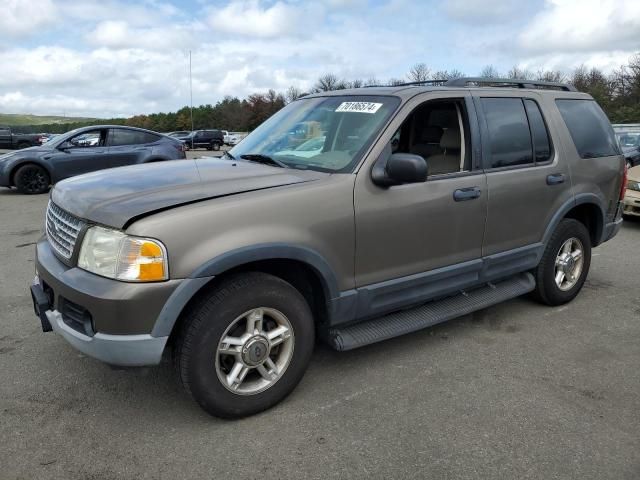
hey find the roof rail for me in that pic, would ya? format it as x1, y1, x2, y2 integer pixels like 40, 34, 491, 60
363, 80, 449, 88
443, 77, 577, 92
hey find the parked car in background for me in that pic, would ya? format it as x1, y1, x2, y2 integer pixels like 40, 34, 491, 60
0, 125, 186, 194
623, 165, 640, 217
167, 131, 192, 142
30, 78, 624, 418
227, 132, 247, 146
0, 126, 41, 149
38, 133, 58, 145
613, 124, 640, 168
185, 129, 224, 150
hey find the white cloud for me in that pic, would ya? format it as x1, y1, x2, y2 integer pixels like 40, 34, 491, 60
209, 0, 325, 38
519, 0, 640, 54
87, 20, 195, 50
444, 0, 524, 24
0, 0, 57, 37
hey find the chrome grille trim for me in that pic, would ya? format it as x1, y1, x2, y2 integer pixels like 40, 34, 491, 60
46, 201, 85, 260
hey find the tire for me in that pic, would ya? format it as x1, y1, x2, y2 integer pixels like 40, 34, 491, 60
212, 141, 220, 151
174, 272, 315, 418
532, 219, 591, 306
14, 164, 50, 194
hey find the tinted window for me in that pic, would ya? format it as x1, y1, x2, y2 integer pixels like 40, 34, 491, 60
556, 99, 620, 158
481, 98, 533, 168
109, 129, 159, 146
524, 99, 552, 163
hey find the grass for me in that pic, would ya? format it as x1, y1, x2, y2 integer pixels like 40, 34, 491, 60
0, 113, 99, 126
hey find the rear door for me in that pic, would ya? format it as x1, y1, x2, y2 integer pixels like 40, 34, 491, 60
473, 92, 573, 256
107, 128, 158, 167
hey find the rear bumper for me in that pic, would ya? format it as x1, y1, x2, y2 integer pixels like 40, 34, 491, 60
602, 201, 624, 242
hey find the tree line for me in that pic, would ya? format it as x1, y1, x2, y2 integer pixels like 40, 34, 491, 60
12, 52, 640, 135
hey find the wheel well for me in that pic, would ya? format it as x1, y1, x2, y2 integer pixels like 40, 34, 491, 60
564, 203, 603, 246
10, 162, 50, 186
167, 259, 329, 344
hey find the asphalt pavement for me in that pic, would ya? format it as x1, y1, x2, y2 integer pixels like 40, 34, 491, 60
0, 186, 639, 480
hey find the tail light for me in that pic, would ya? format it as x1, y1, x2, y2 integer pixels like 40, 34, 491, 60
620, 162, 628, 201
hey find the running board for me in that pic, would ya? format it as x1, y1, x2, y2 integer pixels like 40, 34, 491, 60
328, 272, 535, 351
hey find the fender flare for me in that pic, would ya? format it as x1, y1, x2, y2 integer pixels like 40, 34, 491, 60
541, 194, 606, 246
151, 243, 340, 337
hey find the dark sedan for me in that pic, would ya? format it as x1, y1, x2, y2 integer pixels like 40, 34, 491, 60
0, 125, 186, 194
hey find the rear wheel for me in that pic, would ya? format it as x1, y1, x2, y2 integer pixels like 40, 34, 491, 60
211, 141, 220, 151
532, 219, 591, 306
14, 164, 50, 194
174, 272, 315, 418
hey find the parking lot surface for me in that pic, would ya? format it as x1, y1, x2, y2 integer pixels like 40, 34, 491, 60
1, 188, 639, 480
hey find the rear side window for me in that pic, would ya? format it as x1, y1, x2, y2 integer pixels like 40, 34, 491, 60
481, 98, 533, 168
524, 99, 552, 163
109, 129, 160, 146
556, 99, 620, 158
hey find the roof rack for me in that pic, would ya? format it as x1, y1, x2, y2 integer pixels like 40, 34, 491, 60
444, 77, 577, 92
362, 77, 577, 92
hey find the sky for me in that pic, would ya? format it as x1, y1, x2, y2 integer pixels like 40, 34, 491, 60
0, 0, 639, 118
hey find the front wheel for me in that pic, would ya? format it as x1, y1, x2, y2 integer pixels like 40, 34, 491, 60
532, 219, 591, 306
174, 272, 315, 418
14, 164, 50, 194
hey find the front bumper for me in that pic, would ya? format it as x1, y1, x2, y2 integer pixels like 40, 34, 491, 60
623, 189, 640, 217
33, 237, 182, 366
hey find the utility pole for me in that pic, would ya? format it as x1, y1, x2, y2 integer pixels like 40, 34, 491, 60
189, 50, 194, 134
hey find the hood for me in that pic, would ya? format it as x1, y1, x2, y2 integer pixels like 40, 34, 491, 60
51, 157, 325, 228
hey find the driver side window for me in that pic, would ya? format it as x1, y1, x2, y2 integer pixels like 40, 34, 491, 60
68, 129, 106, 148
392, 99, 471, 176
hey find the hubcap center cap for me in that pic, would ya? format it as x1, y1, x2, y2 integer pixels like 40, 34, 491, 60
241, 336, 270, 366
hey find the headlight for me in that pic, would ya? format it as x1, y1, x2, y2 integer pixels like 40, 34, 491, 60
78, 226, 168, 282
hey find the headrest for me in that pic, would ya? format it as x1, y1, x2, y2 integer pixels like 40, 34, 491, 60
440, 128, 460, 150
420, 125, 443, 143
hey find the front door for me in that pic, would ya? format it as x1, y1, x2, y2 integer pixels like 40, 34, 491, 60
354, 92, 487, 319
49, 128, 110, 180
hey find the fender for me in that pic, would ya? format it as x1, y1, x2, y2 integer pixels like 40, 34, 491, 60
150, 243, 341, 338
10, 159, 53, 184
541, 194, 605, 246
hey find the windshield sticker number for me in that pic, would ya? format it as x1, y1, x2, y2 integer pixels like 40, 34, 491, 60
335, 102, 383, 114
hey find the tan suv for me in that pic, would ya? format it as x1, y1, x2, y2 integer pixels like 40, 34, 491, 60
30, 78, 626, 418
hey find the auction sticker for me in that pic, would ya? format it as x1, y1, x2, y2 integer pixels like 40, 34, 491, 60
335, 102, 383, 114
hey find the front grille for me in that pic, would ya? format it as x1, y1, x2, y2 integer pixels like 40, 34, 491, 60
46, 201, 85, 260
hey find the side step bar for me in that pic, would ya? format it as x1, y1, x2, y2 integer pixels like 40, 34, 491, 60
328, 272, 535, 351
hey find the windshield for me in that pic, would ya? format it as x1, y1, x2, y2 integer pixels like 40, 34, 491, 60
229, 95, 400, 173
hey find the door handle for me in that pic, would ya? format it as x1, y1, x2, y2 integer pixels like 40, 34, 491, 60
546, 173, 565, 185
453, 187, 481, 202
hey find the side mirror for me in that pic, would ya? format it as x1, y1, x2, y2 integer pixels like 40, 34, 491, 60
372, 150, 428, 186
57, 141, 72, 151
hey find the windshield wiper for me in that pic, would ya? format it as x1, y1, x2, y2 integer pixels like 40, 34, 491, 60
240, 154, 287, 168
222, 151, 236, 160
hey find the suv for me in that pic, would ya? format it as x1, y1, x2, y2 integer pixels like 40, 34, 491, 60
30, 78, 625, 418
186, 129, 224, 150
